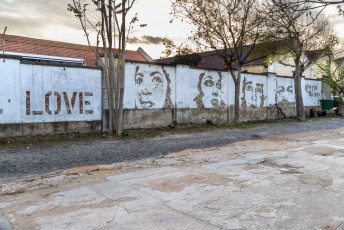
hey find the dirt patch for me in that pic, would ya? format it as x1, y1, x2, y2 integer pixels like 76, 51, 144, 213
259, 159, 301, 169
150, 173, 231, 193
64, 165, 120, 175
298, 175, 333, 188
304, 146, 339, 156
168, 149, 200, 157
233, 138, 296, 153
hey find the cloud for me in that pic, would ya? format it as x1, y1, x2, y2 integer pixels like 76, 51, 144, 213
0, 0, 83, 37
142, 36, 170, 44
128, 36, 173, 45
127, 37, 142, 44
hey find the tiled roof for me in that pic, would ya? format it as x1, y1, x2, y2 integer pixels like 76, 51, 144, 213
336, 56, 344, 66
156, 49, 266, 71
1, 34, 149, 67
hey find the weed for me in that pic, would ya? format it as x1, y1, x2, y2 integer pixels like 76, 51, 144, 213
121, 129, 130, 137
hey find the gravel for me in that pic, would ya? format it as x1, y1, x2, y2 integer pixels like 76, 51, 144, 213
1, 118, 343, 182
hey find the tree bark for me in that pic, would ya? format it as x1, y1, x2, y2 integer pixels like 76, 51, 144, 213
115, 0, 126, 135
104, 49, 114, 134
293, 61, 305, 121
117, 55, 125, 135
233, 67, 242, 124
337, 103, 344, 116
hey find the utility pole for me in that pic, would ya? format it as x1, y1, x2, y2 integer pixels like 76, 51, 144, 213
2, 26, 7, 56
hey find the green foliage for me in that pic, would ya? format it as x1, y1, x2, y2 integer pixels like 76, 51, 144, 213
318, 60, 344, 102
121, 129, 130, 137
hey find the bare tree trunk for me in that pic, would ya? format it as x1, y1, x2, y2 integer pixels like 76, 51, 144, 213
108, 48, 117, 134
233, 67, 242, 124
114, 56, 119, 134
104, 49, 114, 134
117, 55, 125, 135
115, 0, 126, 135
293, 62, 305, 121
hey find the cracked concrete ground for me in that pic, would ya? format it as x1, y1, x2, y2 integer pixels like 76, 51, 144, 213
1, 119, 344, 229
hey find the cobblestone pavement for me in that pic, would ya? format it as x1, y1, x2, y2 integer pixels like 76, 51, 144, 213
1, 118, 343, 182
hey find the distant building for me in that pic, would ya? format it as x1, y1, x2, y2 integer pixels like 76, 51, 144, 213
336, 56, 344, 67
157, 48, 332, 79
1, 34, 153, 67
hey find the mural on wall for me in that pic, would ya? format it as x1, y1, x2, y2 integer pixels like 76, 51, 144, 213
134, 65, 173, 109
1, 58, 327, 131
303, 80, 322, 106
276, 85, 294, 104
194, 71, 226, 109
241, 77, 266, 108
275, 77, 295, 106
25, 91, 94, 116
305, 84, 321, 98
0, 60, 102, 124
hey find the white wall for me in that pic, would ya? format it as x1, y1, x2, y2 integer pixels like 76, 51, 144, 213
0, 58, 102, 124
176, 65, 231, 109
123, 62, 323, 110
267, 76, 296, 106
302, 79, 322, 106
0, 59, 21, 123
0, 59, 323, 126
240, 73, 268, 108
124, 62, 176, 109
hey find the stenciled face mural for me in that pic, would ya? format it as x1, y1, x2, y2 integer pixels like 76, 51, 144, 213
134, 65, 173, 109
194, 71, 226, 109
241, 77, 265, 108
305, 84, 321, 98
276, 85, 294, 105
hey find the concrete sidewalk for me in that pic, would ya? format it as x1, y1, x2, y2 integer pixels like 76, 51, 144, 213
1, 126, 344, 229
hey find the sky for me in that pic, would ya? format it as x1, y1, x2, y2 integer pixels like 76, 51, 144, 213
0, 0, 343, 59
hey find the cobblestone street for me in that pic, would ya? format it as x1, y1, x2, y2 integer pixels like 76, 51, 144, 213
1, 118, 344, 229
1, 118, 344, 182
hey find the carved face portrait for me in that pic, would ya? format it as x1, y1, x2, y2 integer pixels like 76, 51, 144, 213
241, 77, 265, 108
134, 66, 172, 109
194, 72, 226, 109
277, 85, 294, 104
305, 84, 320, 97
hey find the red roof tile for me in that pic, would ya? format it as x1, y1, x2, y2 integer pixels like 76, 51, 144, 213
1, 34, 149, 67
